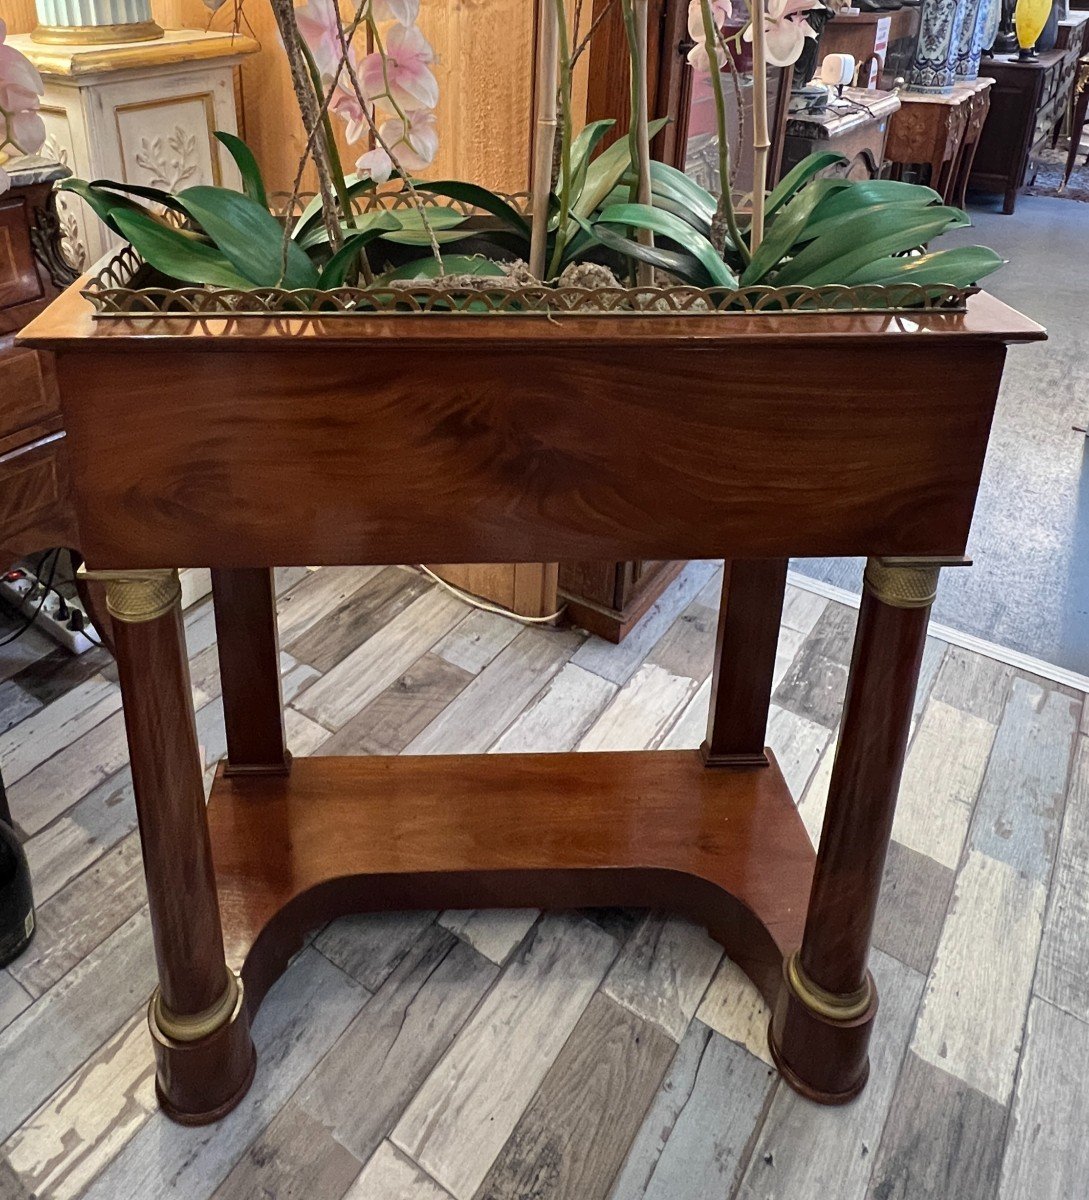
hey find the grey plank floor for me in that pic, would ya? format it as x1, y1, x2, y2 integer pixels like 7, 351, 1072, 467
0, 562, 1086, 1200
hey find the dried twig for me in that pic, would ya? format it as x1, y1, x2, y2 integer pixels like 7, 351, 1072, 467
331, 5, 444, 269
571, 0, 619, 67
268, 0, 343, 252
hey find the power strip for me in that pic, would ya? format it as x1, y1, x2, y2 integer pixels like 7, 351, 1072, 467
1, 567, 100, 655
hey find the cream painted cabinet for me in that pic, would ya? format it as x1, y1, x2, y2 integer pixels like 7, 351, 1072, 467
9, 29, 257, 271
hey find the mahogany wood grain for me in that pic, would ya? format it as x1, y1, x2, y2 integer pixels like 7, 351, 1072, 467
112, 601, 256, 1122
211, 567, 289, 775
802, 589, 931, 994
21, 274, 1043, 1116
207, 749, 815, 1011
0, 433, 78, 570
113, 606, 231, 1017
17, 291, 1044, 573
770, 579, 933, 1103
702, 559, 788, 766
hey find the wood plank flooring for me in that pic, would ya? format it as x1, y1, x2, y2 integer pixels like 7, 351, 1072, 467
0, 562, 1085, 1200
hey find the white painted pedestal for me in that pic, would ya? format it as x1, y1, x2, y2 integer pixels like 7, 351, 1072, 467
9, 28, 258, 272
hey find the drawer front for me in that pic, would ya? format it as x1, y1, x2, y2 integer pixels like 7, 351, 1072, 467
0, 196, 44, 312
0, 433, 76, 569
0, 348, 61, 446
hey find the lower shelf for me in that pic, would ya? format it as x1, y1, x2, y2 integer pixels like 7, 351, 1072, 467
206, 749, 816, 1016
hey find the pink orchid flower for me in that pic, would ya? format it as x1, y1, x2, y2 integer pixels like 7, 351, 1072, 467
373, 0, 420, 25
0, 19, 46, 194
294, 0, 343, 79
744, 0, 823, 68
356, 109, 437, 182
685, 0, 732, 75
360, 23, 438, 112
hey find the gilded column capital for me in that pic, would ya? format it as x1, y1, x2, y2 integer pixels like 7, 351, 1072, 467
76, 566, 181, 623
863, 557, 944, 609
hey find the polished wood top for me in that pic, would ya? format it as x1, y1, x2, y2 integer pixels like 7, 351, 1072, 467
18, 277, 1046, 353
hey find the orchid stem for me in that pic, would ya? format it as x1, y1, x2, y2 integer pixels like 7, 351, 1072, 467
699, 0, 749, 264
620, 0, 654, 284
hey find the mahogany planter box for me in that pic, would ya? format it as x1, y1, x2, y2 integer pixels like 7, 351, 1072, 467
19, 285, 1043, 1124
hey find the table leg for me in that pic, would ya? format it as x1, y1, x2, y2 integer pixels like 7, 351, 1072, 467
101, 568, 256, 1124
769, 557, 939, 1102
701, 559, 788, 767
211, 568, 289, 776
1061, 77, 1089, 192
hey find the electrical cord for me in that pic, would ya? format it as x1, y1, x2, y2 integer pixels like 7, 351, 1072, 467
415, 565, 568, 626
0, 548, 61, 647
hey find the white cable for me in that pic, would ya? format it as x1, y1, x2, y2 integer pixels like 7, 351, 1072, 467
415, 565, 567, 626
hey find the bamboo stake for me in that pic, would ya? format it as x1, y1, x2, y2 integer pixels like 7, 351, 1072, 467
630, 0, 654, 284
530, 0, 559, 280
268, 0, 343, 252
749, 0, 770, 251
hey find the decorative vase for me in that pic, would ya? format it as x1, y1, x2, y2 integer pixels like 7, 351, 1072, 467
1036, 0, 1060, 49
980, 0, 1002, 54
1014, 0, 1052, 56
955, 0, 989, 78
32, 0, 163, 45
906, 0, 969, 94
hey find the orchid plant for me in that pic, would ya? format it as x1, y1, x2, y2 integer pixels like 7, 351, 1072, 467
0, 20, 46, 195
60, 0, 1003, 300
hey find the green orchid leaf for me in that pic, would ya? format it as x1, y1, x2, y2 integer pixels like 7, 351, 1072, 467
414, 181, 531, 238
376, 254, 508, 281
742, 177, 851, 284
775, 205, 971, 286
316, 223, 401, 287
214, 131, 269, 210
83, 178, 190, 219
176, 185, 319, 288
845, 245, 1004, 287
297, 208, 403, 251
111, 208, 254, 288
591, 220, 712, 287
58, 178, 166, 237
380, 228, 481, 245
573, 117, 669, 220
806, 179, 942, 224
595, 202, 737, 287
562, 119, 618, 203
558, 225, 601, 267
763, 151, 849, 218
647, 192, 712, 238
798, 197, 947, 244
643, 160, 717, 222
292, 174, 379, 241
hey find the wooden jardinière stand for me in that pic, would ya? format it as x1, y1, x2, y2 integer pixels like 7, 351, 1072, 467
20, 286, 1043, 1124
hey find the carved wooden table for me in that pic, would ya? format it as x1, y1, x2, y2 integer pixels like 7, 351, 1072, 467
20, 285, 1043, 1127
886, 79, 993, 202
781, 89, 901, 182
1062, 54, 1089, 190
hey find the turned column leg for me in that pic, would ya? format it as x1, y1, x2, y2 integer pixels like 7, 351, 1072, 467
87, 567, 256, 1124
769, 557, 941, 1103
702, 559, 788, 767
211, 568, 289, 776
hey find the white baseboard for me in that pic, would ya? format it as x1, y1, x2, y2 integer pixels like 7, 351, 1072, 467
787, 570, 1089, 695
